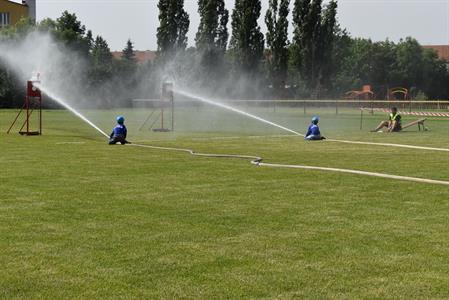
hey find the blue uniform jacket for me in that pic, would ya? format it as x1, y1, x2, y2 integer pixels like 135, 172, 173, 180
111, 124, 127, 138
306, 124, 320, 137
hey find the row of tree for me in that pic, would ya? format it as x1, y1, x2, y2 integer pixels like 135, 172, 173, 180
156, 0, 448, 99
155, 0, 340, 98
1, 0, 448, 108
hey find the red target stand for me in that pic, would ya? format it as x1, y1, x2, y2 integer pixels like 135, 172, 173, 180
7, 79, 43, 136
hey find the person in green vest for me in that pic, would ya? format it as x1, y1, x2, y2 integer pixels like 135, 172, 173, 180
371, 107, 402, 132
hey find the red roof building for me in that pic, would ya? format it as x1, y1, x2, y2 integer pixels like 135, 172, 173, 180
423, 45, 449, 62
111, 50, 156, 63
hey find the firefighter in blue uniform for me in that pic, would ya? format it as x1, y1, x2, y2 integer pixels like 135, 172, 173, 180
109, 116, 130, 145
304, 116, 325, 140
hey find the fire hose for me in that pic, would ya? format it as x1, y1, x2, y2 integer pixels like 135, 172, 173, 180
129, 143, 449, 186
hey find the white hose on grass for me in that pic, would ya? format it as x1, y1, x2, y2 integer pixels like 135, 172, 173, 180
128, 143, 449, 186
325, 138, 449, 152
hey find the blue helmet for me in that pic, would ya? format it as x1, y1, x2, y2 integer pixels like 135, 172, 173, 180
312, 116, 319, 124
116, 116, 125, 124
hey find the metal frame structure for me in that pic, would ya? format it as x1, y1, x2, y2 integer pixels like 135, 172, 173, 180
7, 80, 42, 135
344, 85, 374, 100
135, 82, 175, 132
388, 87, 409, 100
152, 81, 174, 132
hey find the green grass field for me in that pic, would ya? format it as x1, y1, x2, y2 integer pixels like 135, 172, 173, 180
1, 106, 449, 299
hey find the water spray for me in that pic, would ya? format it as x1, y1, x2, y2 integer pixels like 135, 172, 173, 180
24, 82, 449, 186
34, 82, 109, 139
174, 89, 449, 152
129, 89, 449, 185
1, 32, 446, 187
174, 89, 304, 137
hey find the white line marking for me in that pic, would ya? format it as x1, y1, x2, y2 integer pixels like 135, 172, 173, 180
326, 139, 449, 152
257, 162, 449, 186
133, 135, 449, 152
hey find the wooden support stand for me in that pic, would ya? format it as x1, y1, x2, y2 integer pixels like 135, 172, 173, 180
402, 118, 428, 131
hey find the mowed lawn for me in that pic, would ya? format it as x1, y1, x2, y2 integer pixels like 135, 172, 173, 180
1, 108, 449, 299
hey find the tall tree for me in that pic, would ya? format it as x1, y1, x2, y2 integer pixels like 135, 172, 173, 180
114, 39, 139, 103
291, 0, 311, 75
195, 0, 229, 81
90, 35, 113, 85
37, 17, 56, 33
304, 0, 322, 94
85, 30, 94, 52
265, 0, 290, 95
393, 37, 424, 88
118, 38, 137, 82
292, 0, 338, 97
421, 48, 449, 99
196, 0, 229, 52
87, 35, 115, 105
157, 0, 190, 61
0, 67, 21, 108
331, 37, 372, 96
122, 39, 136, 62
55, 11, 90, 55
370, 40, 396, 89
230, 0, 265, 75
315, 0, 337, 92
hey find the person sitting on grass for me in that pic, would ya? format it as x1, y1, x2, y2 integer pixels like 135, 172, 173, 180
371, 107, 402, 132
109, 116, 131, 145
304, 116, 325, 140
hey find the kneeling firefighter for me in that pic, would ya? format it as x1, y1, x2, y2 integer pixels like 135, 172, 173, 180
109, 116, 131, 145
304, 116, 326, 140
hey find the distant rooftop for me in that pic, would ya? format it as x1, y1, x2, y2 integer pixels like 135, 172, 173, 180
111, 50, 156, 63
423, 45, 449, 62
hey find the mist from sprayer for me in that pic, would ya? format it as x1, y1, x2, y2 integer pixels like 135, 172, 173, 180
0, 33, 87, 103
156, 51, 306, 136
33, 83, 109, 138
0, 31, 135, 140
174, 89, 304, 136
0, 30, 306, 138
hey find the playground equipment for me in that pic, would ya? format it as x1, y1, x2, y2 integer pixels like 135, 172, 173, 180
344, 85, 374, 100
137, 82, 174, 132
388, 87, 409, 100
7, 77, 42, 135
